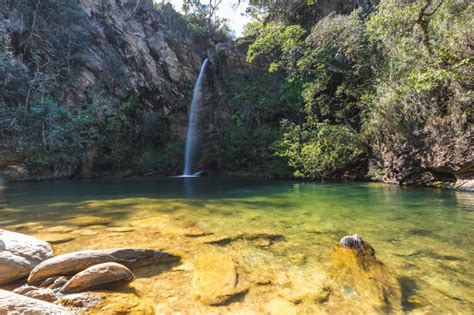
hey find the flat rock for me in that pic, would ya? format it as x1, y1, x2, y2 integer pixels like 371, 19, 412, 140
107, 227, 135, 233
0, 289, 72, 314
34, 233, 75, 245
0, 229, 53, 285
67, 216, 112, 226
46, 226, 77, 233
192, 252, 247, 305
28, 248, 179, 285
60, 262, 133, 294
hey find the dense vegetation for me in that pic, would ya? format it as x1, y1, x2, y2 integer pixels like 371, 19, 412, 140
228, 0, 472, 181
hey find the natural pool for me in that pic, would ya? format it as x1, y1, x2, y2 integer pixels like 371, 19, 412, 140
1, 177, 473, 313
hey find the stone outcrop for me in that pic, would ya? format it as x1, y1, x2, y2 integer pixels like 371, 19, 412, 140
0, 289, 73, 314
377, 125, 473, 190
329, 234, 402, 313
0, 229, 53, 285
60, 262, 134, 294
28, 248, 179, 285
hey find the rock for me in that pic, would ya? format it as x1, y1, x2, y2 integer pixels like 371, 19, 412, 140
68, 216, 112, 226
13, 285, 38, 295
192, 252, 247, 305
58, 292, 103, 309
107, 227, 135, 233
39, 276, 69, 290
34, 233, 75, 245
24, 288, 57, 303
0, 289, 72, 314
4, 165, 29, 180
60, 262, 134, 294
0, 229, 53, 285
203, 231, 284, 247
28, 248, 179, 285
329, 234, 402, 313
46, 226, 77, 233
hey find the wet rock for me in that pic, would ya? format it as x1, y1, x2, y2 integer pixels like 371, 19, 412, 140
0, 289, 72, 314
34, 233, 76, 245
28, 248, 179, 285
203, 231, 284, 247
24, 288, 57, 303
60, 262, 134, 294
192, 252, 247, 305
68, 216, 112, 226
0, 229, 53, 285
329, 234, 402, 313
46, 226, 77, 233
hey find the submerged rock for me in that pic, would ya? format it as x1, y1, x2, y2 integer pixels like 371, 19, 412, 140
329, 234, 402, 313
68, 216, 112, 226
60, 262, 134, 294
0, 229, 53, 285
28, 248, 179, 285
0, 289, 72, 314
192, 252, 247, 305
34, 233, 76, 245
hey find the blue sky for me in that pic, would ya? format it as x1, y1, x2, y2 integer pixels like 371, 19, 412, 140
159, 0, 252, 37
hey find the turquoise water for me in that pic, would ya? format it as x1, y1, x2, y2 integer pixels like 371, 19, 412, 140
1, 177, 473, 313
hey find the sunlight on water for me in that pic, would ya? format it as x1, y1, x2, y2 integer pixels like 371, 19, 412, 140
1, 178, 473, 313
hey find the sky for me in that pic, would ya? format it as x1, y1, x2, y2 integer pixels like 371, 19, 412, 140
158, 0, 252, 37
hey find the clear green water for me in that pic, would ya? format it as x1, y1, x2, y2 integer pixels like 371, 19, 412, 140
1, 177, 473, 313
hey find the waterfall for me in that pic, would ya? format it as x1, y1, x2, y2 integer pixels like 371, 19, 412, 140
182, 58, 208, 176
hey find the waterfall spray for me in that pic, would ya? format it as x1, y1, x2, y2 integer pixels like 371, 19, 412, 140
182, 58, 208, 176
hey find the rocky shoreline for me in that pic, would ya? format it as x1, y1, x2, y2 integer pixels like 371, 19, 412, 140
1, 226, 405, 314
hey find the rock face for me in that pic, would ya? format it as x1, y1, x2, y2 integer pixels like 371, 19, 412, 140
377, 130, 473, 190
192, 252, 247, 305
0, 289, 72, 314
60, 262, 133, 294
0, 0, 209, 179
28, 248, 179, 285
0, 229, 53, 285
329, 235, 402, 313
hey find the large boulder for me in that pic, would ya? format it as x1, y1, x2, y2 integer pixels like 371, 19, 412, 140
192, 252, 247, 305
0, 229, 53, 285
329, 234, 402, 313
60, 262, 134, 294
0, 289, 72, 314
28, 248, 179, 285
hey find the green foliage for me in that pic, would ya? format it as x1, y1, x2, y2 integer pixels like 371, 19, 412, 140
276, 120, 364, 178
135, 140, 184, 174
244, 0, 472, 179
